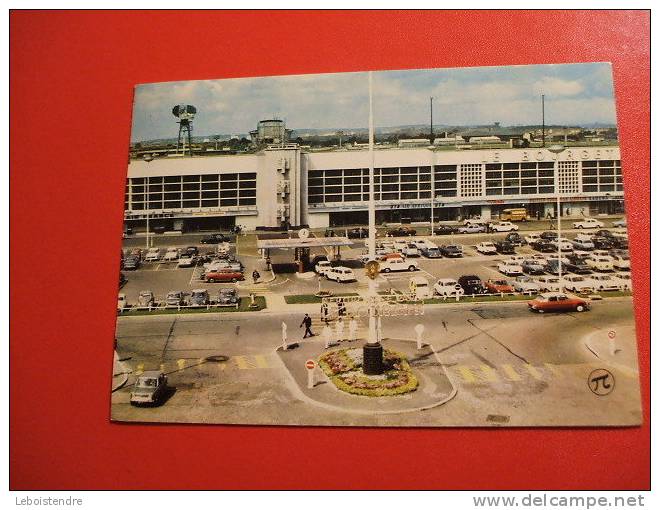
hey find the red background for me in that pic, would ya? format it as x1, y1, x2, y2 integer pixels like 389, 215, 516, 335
10, 10, 650, 490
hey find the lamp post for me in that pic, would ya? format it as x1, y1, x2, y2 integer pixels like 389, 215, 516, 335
547, 144, 566, 290
143, 153, 154, 249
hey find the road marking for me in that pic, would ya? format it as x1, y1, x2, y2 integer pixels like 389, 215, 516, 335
544, 363, 561, 377
254, 355, 269, 368
177, 359, 186, 370
136, 363, 144, 375
525, 363, 544, 379
456, 365, 477, 383
501, 364, 522, 381
480, 365, 499, 381
234, 355, 256, 369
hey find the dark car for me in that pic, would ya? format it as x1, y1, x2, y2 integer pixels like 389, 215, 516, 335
185, 246, 199, 257
421, 247, 443, 258
201, 233, 230, 244
440, 244, 463, 258
592, 237, 614, 250
611, 237, 629, 250
522, 259, 545, 275
217, 288, 240, 305
505, 232, 526, 246
494, 241, 516, 254
531, 240, 555, 253
189, 289, 210, 306
347, 227, 369, 239
594, 229, 615, 239
544, 259, 563, 275
386, 227, 416, 237
123, 255, 140, 270
564, 258, 593, 274
458, 275, 485, 295
540, 231, 559, 240
165, 291, 186, 306
433, 225, 458, 236
130, 371, 168, 406
152, 225, 167, 234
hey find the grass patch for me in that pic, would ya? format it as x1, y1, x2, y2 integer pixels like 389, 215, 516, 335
421, 294, 532, 305
284, 293, 359, 304
235, 234, 259, 257
120, 296, 267, 316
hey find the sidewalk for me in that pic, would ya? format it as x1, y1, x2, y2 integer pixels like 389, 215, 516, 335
112, 351, 132, 392
275, 337, 456, 415
583, 325, 640, 378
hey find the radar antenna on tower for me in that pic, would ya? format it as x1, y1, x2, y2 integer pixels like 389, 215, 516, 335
172, 104, 197, 156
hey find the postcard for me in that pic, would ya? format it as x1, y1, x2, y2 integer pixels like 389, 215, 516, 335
112, 63, 641, 426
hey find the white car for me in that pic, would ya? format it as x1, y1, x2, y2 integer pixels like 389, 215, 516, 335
586, 255, 614, 272
476, 242, 498, 255
611, 254, 630, 270
204, 259, 242, 272
562, 275, 594, 293
117, 293, 128, 312
463, 216, 489, 226
572, 238, 595, 251
590, 274, 620, 292
144, 247, 161, 262
433, 278, 464, 297
550, 237, 574, 251
325, 266, 356, 283
613, 272, 632, 291
216, 242, 231, 255
402, 244, 420, 257
612, 219, 627, 228
535, 276, 562, 292
513, 276, 540, 293
379, 258, 419, 273
177, 254, 195, 268
393, 241, 408, 253
411, 239, 437, 250
163, 247, 180, 261
505, 255, 527, 263
524, 233, 542, 244
573, 218, 605, 229
490, 221, 519, 232
315, 260, 333, 275
498, 261, 523, 276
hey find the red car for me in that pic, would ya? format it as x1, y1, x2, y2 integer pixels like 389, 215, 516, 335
485, 279, 514, 293
204, 269, 244, 283
528, 293, 590, 313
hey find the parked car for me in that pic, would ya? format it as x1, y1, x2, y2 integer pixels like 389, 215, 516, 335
590, 274, 620, 292
594, 229, 617, 239
572, 238, 595, 251
586, 255, 614, 272
564, 257, 592, 275
476, 241, 498, 255
433, 225, 458, 235
513, 276, 540, 293
144, 247, 161, 262
177, 254, 196, 268
152, 225, 167, 234
535, 276, 562, 292
434, 278, 464, 297
130, 371, 168, 406
402, 244, 420, 257
485, 279, 514, 293
163, 247, 180, 261
489, 221, 519, 232
386, 227, 416, 237
311, 255, 329, 267
117, 294, 128, 312
347, 227, 369, 239
189, 289, 210, 306
129, 248, 143, 261
613, 272, 632, 291
611, 254, 630, 271
326, 266, 357, 283
539, 231, 559, 240
201, 233, 230, 244
531, 240, 555, 253
315, 260, 333, 275
497, 261, 523, 276
204, 259, 242, 272
458, 224, 486, 234
611, 237, 629, 250
421, 247, 443, 258
528, 293, 590, 313
165, 291, 186, 306
185, 246, 199, 257
505, 232, 527, 246
612, 218, 627, 228
591, 237, 614, 250
463, 216, 488, 226
440, 244, 463, 258
204, 269, 244, 283
524, 233, 542, 244
522, 259, 545, 275
550, 237, 574, 252
379, 258, 418, 273
494, 241, 516, 254
573, 218, 604, 229
544, 259, 569, 276
458, 275, 485, 295
137, 290, 155, 307
216, 242, 232, 255
123, 256, 140, 270
562, 275, 594, 294
411, 239, 437, 250
217, 288, 240, 305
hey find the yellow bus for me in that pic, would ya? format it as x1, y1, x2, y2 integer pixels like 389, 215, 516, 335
500, 208, 529, 221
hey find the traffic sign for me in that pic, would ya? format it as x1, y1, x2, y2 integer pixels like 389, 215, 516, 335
305, 359, 316, 370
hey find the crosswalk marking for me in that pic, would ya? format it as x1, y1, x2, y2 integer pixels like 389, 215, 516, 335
254, 355, 269, 368
525, 364, 543, 380
457, 366, 478, 383
234, 356, 255, 369
501, 364, 521, 381
480, 365, 499, 382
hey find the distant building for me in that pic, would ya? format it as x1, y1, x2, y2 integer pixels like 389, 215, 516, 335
249, 119, 293, 145
398, 138, 431, 148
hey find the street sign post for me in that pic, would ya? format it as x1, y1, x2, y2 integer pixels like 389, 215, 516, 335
306, 359, 316, 389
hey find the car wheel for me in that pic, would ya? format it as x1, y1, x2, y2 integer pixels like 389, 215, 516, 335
231, 278, 237, 283
537, 309, 545, 313
408, 266, 416, 272
384, 268, 391, 273
576, 305, 585, 312
208, 278, 215, 283
577, 225, 583, 229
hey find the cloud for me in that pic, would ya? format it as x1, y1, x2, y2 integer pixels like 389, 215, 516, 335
532, 77, 584, 97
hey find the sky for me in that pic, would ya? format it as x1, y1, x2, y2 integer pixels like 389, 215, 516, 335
130, 62, 617, 142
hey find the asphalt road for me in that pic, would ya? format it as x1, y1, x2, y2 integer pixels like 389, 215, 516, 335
111, 298, 641, 427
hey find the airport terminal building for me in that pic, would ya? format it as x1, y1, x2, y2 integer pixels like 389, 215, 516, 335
124, 144, 624, 231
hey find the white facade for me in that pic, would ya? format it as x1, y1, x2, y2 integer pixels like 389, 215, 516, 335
125, 145, 623, 229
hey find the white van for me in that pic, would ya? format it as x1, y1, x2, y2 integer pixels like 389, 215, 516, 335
325, 266, 357, 283
586, 255, 614, 272
380, 258, 419, 273
409, 276, 432, 299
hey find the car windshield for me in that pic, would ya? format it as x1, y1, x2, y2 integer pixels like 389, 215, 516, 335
136, 377, 158, 388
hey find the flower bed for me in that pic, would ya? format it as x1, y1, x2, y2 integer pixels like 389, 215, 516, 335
318, 348, 418, 397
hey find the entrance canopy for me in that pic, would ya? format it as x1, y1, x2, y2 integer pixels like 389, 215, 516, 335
256, 236, 352, 250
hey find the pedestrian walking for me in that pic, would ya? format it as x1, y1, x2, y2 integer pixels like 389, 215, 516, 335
320, 302, 329, 323
348, 317, 358, 342
252, 269, 260, 284
323, 324, 333, 349
335, 317, 345, 343
337, 298, 346, 317
300, 313, 314, 338
265, 256, 272, 271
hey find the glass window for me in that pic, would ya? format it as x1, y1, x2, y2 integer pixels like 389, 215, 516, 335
539, 169, 554, 177
164, 201, 179, 208
220, 199, 237, 206
344, 176, 361, 184
183, 175, 200, 183
600, 184, 615, 191
538, 162, 555, 169
326, 178, 342, 185
202, 174, 218, 182
344, 168, 361, 176
220, 174, 237, 181
419, 192, 431, 199
183, 183, 199, 191
582, 177, 598, 184
503, 163, 519, 170
582, 160, 597, 168
382, 175, 398, 183
240, 173, 256, 180
485, 164, 502, 170
239, 189, 256, 197
148, 177, 163, 184
239, 180, 255, 188
325, 195, 341, 202
539, 186, 554, 193
325, 186, 341, 194
241, 198, 256, 205
132, 185, 145, 194
219, 189, 237, 198
308, 178, 323, 187
132, 177, 145, 184
521, 163, 537, 170
401, 174, 417, 182
521, 170, 537, 178
164, 176, 180, 183
401, 192, 418, 200
202, 182, 218, 190
344, 185, 361, 194
486, 188, 502, 196
504, 187, 519, 195
164, 192, 181, 200
382, 192, 398, 200
201, 199, 219, 207
381, 167, 398, 175
201, 191, 218, 199
325, 169, 341, 177
308, 186, 323, 196
521, 187, 537, 194
401, 183, 417, 191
